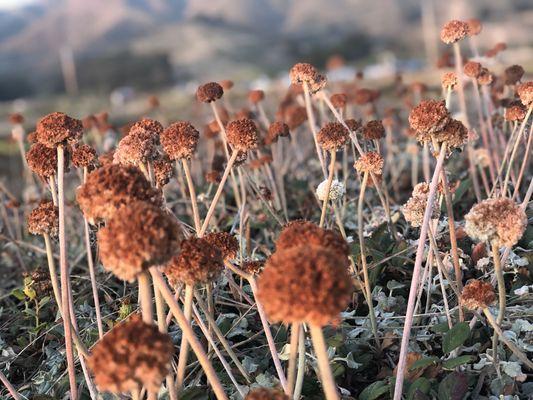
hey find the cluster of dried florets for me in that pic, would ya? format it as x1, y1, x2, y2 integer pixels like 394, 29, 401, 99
440, 20, 470, 44
317, 122, 350, 151
265, 121, 290, 144
203, 231, 239, 261
289, 63, 327, 93
461, 280, 495, 310
354, 152, 384, 175
72, 143, 98, 169
402, 183, 440, 227
516, 81, 533, 107
441, 72, 458, 89
36, 112, 83, 148
114, 129, 158, 166
197, 82, 224, 103
245, 388, 289, 400
27, 201, 59, 237
362, 120, 385, 140
226, 119, 259, 151
152, 155, 174, 187
26, 143, 59, 178
160, 122, 200, 160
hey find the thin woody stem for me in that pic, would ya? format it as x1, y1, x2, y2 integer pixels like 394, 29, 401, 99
319, 151, 337, 228
182, 159, 201, 233
287, 323, 300, 397
309, 324, 339, 400
0, 370, 21, 400
491, 242, 506, 364
303, 82, 328, 179
175, 284, 194, 391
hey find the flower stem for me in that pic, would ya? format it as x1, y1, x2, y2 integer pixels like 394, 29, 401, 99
182, 159, 201, 233
491, 242, 506, 363
176, 284, 194, 391
309, 324, 339, 400
319, 151, 337, 228
287, 323, 300, 397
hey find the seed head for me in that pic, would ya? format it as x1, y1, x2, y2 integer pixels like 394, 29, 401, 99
354, 151, 384, 175
153, 155, 174, 187
440, 20, 469, 44
72, 144, 98, 169
77, 164, 162, 223
504, 65, 524, 85
504, 102, 527, 122
433, 118, 468, 150
26, 143, 58, 178
205, 170, 221, 183
87, 314, 174, 394
28, 200, 59, 237
245, 388, 289, 400
266, 121, 290, 144
516, 81, 533, 107
98, 201, 181, 282
8, 113, 24, 124
402, 183, 440, 227
463, 61, 482, 78
477, 68, 493, 86
35, 112, 82, 148
161, 121, 200, 160
197, 82, 224, 103
129, 118, 163, 138
441, 72, 458, 89
354, 88, 379, 105
345, 118, 362, 132
316, 179, 345, 201
256, 246, 353, 326
248, 89, 265, 104
317, 122, 350, 150
362, 120, 385, 140
226, 119, 259, 152
408, 100, 450, 138
281, 105, 307, 129
464, 198, 526, 247
114, 130, 158, 166
289, 63, 327, 93
461, 280, 495, 310
330, 93, 347, 109
203, 232, 239, 261
240, 260, 264, 276
467, 18, 482, 36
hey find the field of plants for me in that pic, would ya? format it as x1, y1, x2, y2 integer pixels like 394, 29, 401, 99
0, 17, 532, 400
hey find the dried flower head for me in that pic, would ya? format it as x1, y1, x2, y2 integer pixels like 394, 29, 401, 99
282, 105, 307, 129
9, 113, 24, 124
289, 63, 326, 93
240, 260, 264, 275
77, 164, 162, 223
161, 122, 200, 160
464, 61, 482, 78
461, 280, 496, 310
28, 200, 59, 237
248, 89, 265, 104
477, 68, 493, 86
256, 246, 353, 326
219, 80, 234, 90
516, 81, 533, 107
330, 93, 347, 109
317, 122, 350, 150
408, 100, 450, 139
205, 170, 221, 183
245, 388, 289, 400
164, 237, 223, 286
440, 20, 469, 44
114, 130, 158, 166
433, 118, 468, 149
402, 183, 440, 227
345, 118, 362, 132
226, 119, 259, 152
504, 65, 524, 85
441, 72, 458, 89
35, 112, 82, 148
72, 144, 97, 169
316, 179, 345, 201
203, 232, 239, 261
266, 121, 290, 144
464, 198, 526, 247
129, 118, 163, 138
354, 88, 378, 105
87, 314, 174, 394
197, 82, 224, 103
355, 152, 384, 175
98, 201, 181, 282
26, 143, 58, 178
362, 120, 385, 140
467, 18, 482, 36
153, 155, 174, 187
504, 102, 527, 121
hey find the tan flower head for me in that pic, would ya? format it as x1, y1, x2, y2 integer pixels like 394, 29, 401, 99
461, 280, 495, 310
226, 119, 259, 152
87, 314, 174, 394
289, 63, 327, 93
441, 72, 458, 89
129, 118, 163, 138
153, 155, 174, 187
72, 144, 98, 169
266, 121, 290, 144
354, 88, 379, 105
98, 201, 181, 282
504, 102, 527, 122
330, 93, 347, 109
256, 246, 353, 326
197, 82, 224, 103
203, 231, 239, 261
26, 143, 58, 178
248, 89, 265, 104
345, 118, 362, 132
245, 388, 289, 400
161, 121, 200, 160
516, 81, 533, 107
164, 237, 224, 286
464, 198, 526, 247
76, 164, 162, 223
402, 183, 440, 227
433, 118, 468, 149
477, 68, 493, 86
114, 129, 158, 166
282, 105, 307, 129
504, 65, 524, 85
464, 61, 482, 78
36, 112, 82, 148
362, 120, 385, 140
354, 151, 384, 175
317, 122, 350, 150
467, 18, 482, 36
28, 200, 59, 237
219, 80, 234, 90
408, 100, 450, 139
440, 20, 469, 44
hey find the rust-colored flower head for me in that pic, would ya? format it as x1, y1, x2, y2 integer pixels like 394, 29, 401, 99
72, 143, 97, 169
402, 183, 440, 227
516, 81, 533, 107
240, 260, 264, 276
330, 93, 347, 109
440, 20, 469, 44
477, 68, 493, 86
164, 237, 223, 287
77, 164, 162, 223
98, 150, 115, 166
504, 65, 524, 85
131, 117, 163, 136
354, 151, 384, 175
362, 120, 385, 140
248, 89, 265, 104
282, 105, 307, 129
161, 121, 200, 160
276, 220, 349, 258
461, 280, 495, 310
485, 42, 507, 58
28, 200, 59, 237
8, 113, 24, 125
197, 82, 224, 103
408, 100, 450, 139
256, 246, 353, 326
354, 88, 378, 105
317, 122, 350, 151
87, 314, 174, 394
245, 388, 289, 400
464, 198, 526, 247
219, 80, 234, 91
345, 118, 362, 132
153, 155, 174, 187
464, 61, 482, 78
26, 143, 58, 178
27, 131, 37, 144
203, 231, 239, 261
441, 72, 458, 89
114, 129, 158, 166
504, 101, 527, 122
98, 201, 181, 282
35, 112, 82, 148
289, 62, 319, 86
467, 18, 482, 36
433, 118, 468, 149
205, 170, 221, 183
226, 118, 259, 152
266, 121, 290, 144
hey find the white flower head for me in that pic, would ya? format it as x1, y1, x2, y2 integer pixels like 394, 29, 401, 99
316, 179, 345, 201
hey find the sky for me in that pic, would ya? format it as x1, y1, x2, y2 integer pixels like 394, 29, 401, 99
0, 0, 37, 10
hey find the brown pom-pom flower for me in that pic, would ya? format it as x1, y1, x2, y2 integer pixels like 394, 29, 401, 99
226, 119, 259, 152
27, 201, 59, 237
256, 246, 353, 326
467, 18, 482, 36
504, 102, 527, 122
161, 122, 200, 160
98, 201, 181, 282
441, 72, 458, 89
477, 68, 493, 86
289, 63, 327, 93
114, 130, 158, 166
317, 122, 350, 150
164, 237, 224, 286
248, 89, 265, 104
463, 61, 482, 78
266, 121, 290, 144
354, 151, 384, 175
35, 112, 83, 148
87, 314, 174, 394
504, 65, 524, 85
330, 93, 347, 109
461, 280, 496, 310
345, 118, 362, 132
245, 388, 289, 400
26, 143, 58, 178
8, 113, 24, 125
408, 100, 450, 138
516, 81, 533, 107
440, 20, 469, 44
362, 120, 385, 140
402, 183, 440, 227
153, 155, 174, 187
197, 82, 224, 103
240, 260, 264, 275
464, 198, 526, 247
76, 164, 162, 223
129, 118, 163, 138
71, 143, 97, 169
354, 88, 379, 105
219, 80, 234, 90
203, 231, 239, 261
433, 118, 468, 149
282, 105, 307, 129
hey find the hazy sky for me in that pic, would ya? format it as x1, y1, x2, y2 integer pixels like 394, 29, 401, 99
0, 0, 37, 10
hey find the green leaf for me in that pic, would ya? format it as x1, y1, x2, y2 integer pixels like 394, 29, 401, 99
442, 355, 475, 369
359, 380, 390, 400
438, 372, 468, 400
443, 322, 470, 353
407, 377, 431, 399
431, 322, 450, 334
409, 356, 440, 371
11, 288, 26, 301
